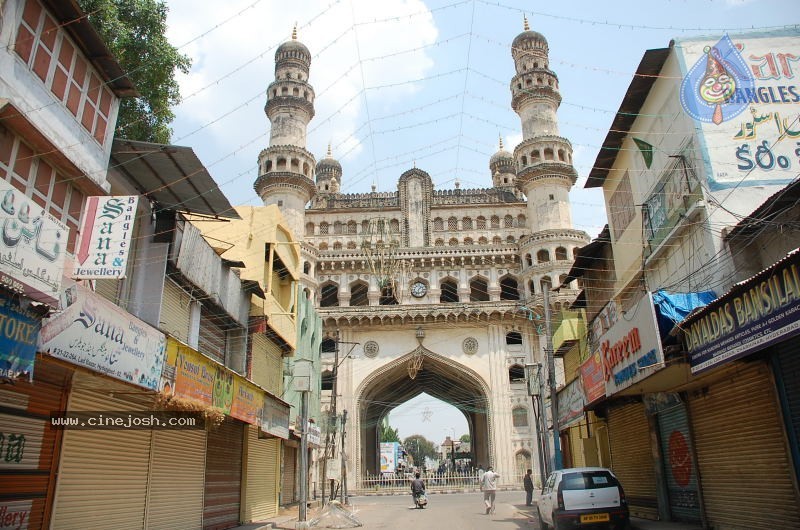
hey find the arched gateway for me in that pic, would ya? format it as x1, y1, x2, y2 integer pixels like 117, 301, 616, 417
355, 343, 492, 477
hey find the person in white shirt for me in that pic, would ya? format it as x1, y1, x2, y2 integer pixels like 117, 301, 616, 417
479, 465, 500, 514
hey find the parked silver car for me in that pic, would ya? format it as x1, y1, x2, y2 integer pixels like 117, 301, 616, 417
537, 467, 629, 530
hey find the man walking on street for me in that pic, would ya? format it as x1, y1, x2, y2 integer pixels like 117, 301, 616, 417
523, 469, 534, 506
480, 465, 500, 514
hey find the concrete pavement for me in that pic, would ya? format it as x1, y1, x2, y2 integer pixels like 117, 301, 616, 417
232, 491, 705, 529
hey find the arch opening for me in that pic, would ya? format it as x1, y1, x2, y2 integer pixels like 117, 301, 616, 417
357, 350, 491, 477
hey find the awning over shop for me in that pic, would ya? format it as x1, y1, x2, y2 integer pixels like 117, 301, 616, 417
652, 290, 717, 341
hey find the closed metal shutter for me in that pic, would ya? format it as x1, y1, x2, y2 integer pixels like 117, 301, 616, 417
199, 307, 227, 364
94, 278, 120, 304
656, 403, 701, 523
204, 418, 244, 530
51, 373, 152, 529
0, 359, 68, 530
281, 445, 297, 505
251, 333, 283, 395
242, 425, 280, 522
689, 362, 800, 529
161, 279, 191, 343
607, 401, 658, 519
773, 342, 800, 483
566, 424, 586, 468
145, 429, 207, 530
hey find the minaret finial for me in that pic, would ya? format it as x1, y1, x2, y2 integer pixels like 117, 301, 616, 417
523, 15, 529, 31
498, 134, 504, 150
292, 24, 297, 40
327, 142, 332, 157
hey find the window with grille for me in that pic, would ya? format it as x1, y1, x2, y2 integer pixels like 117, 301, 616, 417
512, 407, 528, 427
504, 215, 513, 228
462, 217, 472, 229
434, 218, 444, 231
448, 217, 458, 230
0, 126, 83, 253
15, 0, 114, 145
477, 216, 486, 229
319, 222, 329, 235
491, 216, 500, 228
609, 171, 635, 240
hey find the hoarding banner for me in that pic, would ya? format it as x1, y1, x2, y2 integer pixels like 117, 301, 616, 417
161, 338, 286, 431
557, 377, 586, 428
580, 352, 606, 405
160, 339, 216, 406
74, 196, 138, 279
598, 293, 665, 396
0, 296, 41, 379
0, 179, 68, 307
677, 32, 800, 190
380, 442, 398, 473
685, 251, 800, 374
261, 396, 290, 439
230, 378, 263, 425
39, 283, 165, 390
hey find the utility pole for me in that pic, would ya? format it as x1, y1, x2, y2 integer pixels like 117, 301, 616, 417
526, 363, 548, 482
543, 280, 563, 471
298, 385, 309, 525
320, 332, 339, 505
340, 409, 348, 504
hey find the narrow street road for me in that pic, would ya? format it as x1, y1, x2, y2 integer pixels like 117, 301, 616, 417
328, 491, 538, 529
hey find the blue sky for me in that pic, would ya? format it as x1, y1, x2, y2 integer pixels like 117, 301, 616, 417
163, 0, 799, 443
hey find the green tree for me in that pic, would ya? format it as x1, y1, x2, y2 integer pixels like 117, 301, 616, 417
379, 423, 400, 443
77, 0, 191, 143
459, 434, 470, 443
403, 435, 437, 468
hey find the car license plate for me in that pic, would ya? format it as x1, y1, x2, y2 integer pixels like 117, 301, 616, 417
580, 513, 610, 523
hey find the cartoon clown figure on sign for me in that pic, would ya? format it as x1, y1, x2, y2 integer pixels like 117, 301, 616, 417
680, 34, 754, 125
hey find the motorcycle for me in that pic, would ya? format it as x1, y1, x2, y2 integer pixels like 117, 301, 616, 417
413, 492, 428, 509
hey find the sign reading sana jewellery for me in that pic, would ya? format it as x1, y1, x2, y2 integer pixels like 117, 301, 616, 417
74, 196, 138, 279
39, 283, 166, 390
684, 250, 800, 374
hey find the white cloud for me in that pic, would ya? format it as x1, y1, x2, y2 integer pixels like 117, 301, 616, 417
165, 0, 438, 199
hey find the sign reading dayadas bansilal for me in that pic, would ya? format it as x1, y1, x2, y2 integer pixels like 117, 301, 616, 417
685, 250, 800, 374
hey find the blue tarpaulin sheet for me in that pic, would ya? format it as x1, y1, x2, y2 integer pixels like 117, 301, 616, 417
652, 289, 717, 341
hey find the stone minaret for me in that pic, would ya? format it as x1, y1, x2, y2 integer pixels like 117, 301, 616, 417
510, 16, 577, 232
254, 27, 317, 237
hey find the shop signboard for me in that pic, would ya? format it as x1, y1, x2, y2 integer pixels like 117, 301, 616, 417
380, 442, 398, 473
0, 179, 68, 307
261, 396, 290, 439
0, 296, 41, 379
39, 283, 165, 390
598, 293, 664, 396
685, 250, 800, 374
160, 339, 216, 406
557, 378, 586, 428
579, 352, 606, 405
230, 378, 263, 425
677, 31, 800, 191
73, 196, 138, 279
